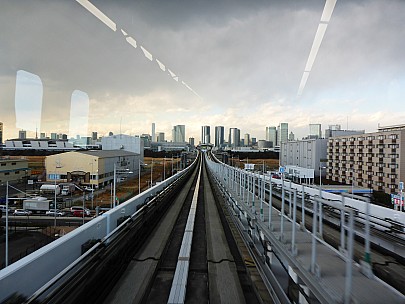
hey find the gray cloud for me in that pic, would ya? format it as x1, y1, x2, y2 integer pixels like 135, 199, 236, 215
0, 0, 404, 141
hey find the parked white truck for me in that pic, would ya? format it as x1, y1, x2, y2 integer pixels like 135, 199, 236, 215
23, 197, 53, 214
40, 184, 61, 195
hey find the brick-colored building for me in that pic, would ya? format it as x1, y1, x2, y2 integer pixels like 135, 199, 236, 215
327, 124, 405, 194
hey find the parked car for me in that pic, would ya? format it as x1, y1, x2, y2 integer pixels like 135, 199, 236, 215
0, 205, 13, 214
14, 209, 32, 216
45, 209, 66, 217
70, 206, 91, 216
72, 210, 91, 217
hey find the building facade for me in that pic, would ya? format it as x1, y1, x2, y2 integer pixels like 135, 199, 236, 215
201, 126, 211, 144
0, 159, 30, 184
45, 150, 139, 188
327, 125, 405, 194
277, 123, 288, 146
244, 133, 250, 146
172, 125, 186, 143
101, 134, 144, 159
215, 126, 224, 148
228, 128, 240, 148
280, 138, 327, 176
266, 126, 277, 147
309, 124, 322, 139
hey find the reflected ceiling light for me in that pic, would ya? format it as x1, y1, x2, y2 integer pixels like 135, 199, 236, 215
15, 70, 43, 133
304, 23, 328, 72
168, 69, 176, 78
321, 0, 337, 22
297, 0, 337, 97
77, 0, 203, 100
156, 59, 166, 71
126, 37, 137, 49
140, 46, 153, 61
76, 0, 117, 32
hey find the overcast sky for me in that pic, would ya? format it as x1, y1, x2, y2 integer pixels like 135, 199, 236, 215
1, 0, 404, 142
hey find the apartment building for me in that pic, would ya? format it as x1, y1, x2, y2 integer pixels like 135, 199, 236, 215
327, 124, 405, 194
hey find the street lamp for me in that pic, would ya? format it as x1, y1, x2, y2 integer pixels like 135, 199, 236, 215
54, 163, 62, 228
150, 159, 154, 188
138, 159, 147, 195
5, 181, 9, 267
163, 157, 166, 181
319, 165, 326, 198
113, 162, 133, 207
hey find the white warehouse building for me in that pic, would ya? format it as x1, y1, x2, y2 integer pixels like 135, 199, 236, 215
101, 134, 144, 160
280, 138, 327, 177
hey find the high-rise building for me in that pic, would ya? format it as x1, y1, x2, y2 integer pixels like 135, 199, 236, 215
152, 123, 156, 142
40, 132, 47, 139
309, 124, 322, 139
0, 122, 3, 144
92, 131, 98, 141
244, 133, 250, 146
215, 126, 224, 147
251, 137, 257, 145
277, 123, 288, 146
157, 132, 165, 142
266, 126, 277, 147
189, 137, 195, 146
172, 125, 186, 143
228, 128, 240, 148
19, 130, 27, 139
201, 126, 211, 144
289, 131, 295, 141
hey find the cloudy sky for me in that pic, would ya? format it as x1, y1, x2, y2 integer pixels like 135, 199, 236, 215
1, 0, 404, 142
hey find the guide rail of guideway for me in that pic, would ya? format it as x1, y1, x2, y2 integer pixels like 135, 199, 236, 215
112, 154, 269, 303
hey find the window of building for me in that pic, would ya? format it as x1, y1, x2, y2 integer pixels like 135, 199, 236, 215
5, 172, 10, 175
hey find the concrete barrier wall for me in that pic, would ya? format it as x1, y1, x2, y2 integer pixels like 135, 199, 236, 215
0, 166, 191, 302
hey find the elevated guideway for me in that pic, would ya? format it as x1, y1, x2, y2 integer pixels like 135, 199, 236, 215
206, 151, 405, 303
0, 156, 198, 303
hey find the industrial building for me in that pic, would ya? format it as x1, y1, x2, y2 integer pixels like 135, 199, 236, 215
101, 134, 144, 159
0, 158, 30, 184
327, 124, 405, 194
280, 138, 327, 177
45, 150, 140, 188
3, 139, 78, 151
